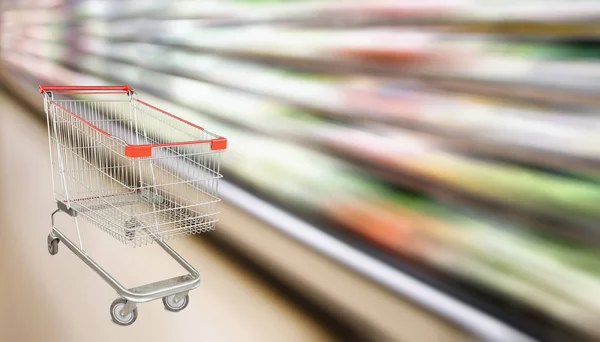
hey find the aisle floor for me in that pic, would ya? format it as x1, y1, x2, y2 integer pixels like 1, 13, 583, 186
0, 91, 330, 342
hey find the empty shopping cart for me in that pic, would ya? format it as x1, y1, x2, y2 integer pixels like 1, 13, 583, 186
39, 85, 226, 325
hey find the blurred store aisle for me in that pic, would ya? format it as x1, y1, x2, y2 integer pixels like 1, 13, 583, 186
0, 91, 330, 342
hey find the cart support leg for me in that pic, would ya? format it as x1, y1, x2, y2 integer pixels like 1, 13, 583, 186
50, 208, 61, 228
51, 225, 128, 294
49, 209, 201, 326
173, 291, 188, 303
49, 210, 201, 303
120, 301, 137, 317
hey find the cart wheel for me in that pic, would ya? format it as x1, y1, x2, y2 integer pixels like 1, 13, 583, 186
47, 235, 59, 256
162, 294, 189, 312
110, 298, 138, 326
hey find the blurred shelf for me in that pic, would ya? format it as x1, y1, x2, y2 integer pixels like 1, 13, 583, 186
71, 0, 600, 38
222, 172, 592, 342
171, 48, 600, 108
74, 1, 463, 27
0, 62, 537, 342
76, 33, 600, 108
35, 42, 599, 241
5, 45, 599, 250
7, 52, 600, 340
217, 178, 536, 342
0, 70, 478, 342
5, 26, 600, 107
46, 52, 600, 249
6, 34, 598, 175
339, 151, 600, 247
4, 4, 600, 339
72, 45, 600, 174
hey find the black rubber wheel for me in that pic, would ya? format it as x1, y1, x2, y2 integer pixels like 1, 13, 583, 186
110, 298, 138, 326
47, 235, 59, 256
162, 294, 189, 312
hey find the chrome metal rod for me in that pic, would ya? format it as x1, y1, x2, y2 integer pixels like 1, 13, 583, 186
51, 212, 200, 303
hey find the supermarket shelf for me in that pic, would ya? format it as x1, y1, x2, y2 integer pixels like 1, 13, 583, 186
212, 199, 472, 342
7, 53, 598, 340
5, 18, 600, 40
0, 68, 472, 342
12, 33, 600, 108
69, 47, 600, 175
3, 3, 600, 342
5, 36, 595, 175
4, 0, 600, 37
0, 63, 535, 342
5, 24, 600, 336
351, 158, 600, 247
115, 18, 600, 38
224, 171, 595, 342
4, 30, 600, 108
177, 49, 600, 108
32, 51, 595, 249
77, 1, 600, 37
31, 51, 594, 249
218, 180, 536, 342
73, 33, 600, 108
0, 85, 334, 342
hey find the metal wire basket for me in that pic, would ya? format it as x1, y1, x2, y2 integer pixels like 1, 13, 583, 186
40, 85, 226, 325
44, 86, 227, 247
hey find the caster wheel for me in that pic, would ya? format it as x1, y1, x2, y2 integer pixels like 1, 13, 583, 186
110, 298, 138, 326
163, 294, 189, 312
47, 234, 59, 256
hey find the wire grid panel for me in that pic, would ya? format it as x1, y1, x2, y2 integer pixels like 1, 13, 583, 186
45, 96, 223, 247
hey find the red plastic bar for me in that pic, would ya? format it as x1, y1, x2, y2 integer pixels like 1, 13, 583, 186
41, 85, 227, 158
124, 99, 227, 157
54, 91, 128, 95
39, 85, 132, 93
124, 137, 227, 158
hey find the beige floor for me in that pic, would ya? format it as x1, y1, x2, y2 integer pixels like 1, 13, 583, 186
0, 91, 331, 342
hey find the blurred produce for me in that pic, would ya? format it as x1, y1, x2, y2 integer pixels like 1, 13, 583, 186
2, 0, 600, 340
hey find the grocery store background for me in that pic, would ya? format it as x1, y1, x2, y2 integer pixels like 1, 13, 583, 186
1, 0, 599, 341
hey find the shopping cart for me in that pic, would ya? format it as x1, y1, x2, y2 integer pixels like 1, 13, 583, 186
39, 85, 227, 325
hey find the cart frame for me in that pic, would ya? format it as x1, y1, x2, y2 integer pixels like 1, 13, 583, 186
40, 85, 225, 325
49, 207, 200, 318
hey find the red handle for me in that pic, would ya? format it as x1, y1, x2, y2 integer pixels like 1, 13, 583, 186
39, 85, 133, 94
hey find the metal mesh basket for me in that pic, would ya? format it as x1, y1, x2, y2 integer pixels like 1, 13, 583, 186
44, 87, 226, 247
